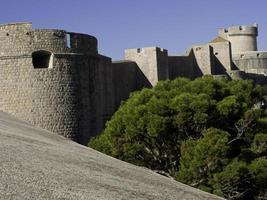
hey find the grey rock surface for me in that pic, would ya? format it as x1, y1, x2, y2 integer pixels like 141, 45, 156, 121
0, 111, 225, 200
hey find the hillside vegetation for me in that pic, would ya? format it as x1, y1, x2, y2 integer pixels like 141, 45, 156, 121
89, 76, 267, 200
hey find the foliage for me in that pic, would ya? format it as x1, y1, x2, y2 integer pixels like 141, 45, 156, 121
212, 160, 254, 200
209, 157, 267, 200
89, 76, 267, 199
176, 128, 230, 189
251, 133, 267, 155
249, 157, 267, 199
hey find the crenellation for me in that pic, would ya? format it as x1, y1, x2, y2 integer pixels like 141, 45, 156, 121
226, 25, 258, 36
219, 24, 258, 53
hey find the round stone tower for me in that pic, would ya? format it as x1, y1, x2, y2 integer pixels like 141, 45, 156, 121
0, 22, 100, 144
219, 23, 258, 53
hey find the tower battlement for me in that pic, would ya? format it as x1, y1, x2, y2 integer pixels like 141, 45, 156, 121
0, 22, 97, 57
0, 22, 33, 31
219, 24, 258, 36
218, 24, 258, 53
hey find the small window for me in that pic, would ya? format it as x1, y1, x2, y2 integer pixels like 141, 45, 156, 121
137, 48, 141, 53
215, 52, 219, 55
32, 50, 52, 68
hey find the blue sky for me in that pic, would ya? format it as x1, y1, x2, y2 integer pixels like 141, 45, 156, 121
1, 0, 266, 60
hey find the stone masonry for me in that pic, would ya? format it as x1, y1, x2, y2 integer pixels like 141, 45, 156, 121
122, 23, 267, 85
0, 22, 114, 145
0, 22, 266, 145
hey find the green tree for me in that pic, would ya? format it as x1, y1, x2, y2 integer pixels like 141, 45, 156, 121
89, 76, 266, 190
212, 160, 254, 200
251, 133, 267, 156
176, 128, 230, 191
249, 158, 267, 199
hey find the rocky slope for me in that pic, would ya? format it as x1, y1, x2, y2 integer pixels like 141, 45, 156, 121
0, 111, 225, 200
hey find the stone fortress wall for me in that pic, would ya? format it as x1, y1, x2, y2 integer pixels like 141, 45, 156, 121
1, 22, 266, 144
0, 22, 115, 144
218, 24, 258, 53
120, 23, 267, 85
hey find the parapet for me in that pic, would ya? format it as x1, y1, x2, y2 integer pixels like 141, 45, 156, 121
125, 46, 168, 55
232, 51, 267, 74
232, 51, 267, 59
0, 22, 98, 57
0, 22, 32, 31
218, 24, 258, 53
219, 23, 258, 37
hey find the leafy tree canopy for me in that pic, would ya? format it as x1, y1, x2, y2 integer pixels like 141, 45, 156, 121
89, 76, 267, 199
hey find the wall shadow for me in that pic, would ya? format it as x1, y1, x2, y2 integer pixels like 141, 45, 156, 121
112, 61, 152, 109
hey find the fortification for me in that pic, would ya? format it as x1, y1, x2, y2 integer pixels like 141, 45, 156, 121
0, 22, 114, 144
118, 24, 266, 84
1, 22, 266, 144
125, 47, 169, 86
219, 23, 258, 53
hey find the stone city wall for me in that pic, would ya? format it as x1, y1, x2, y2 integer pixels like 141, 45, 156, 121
0, 22, 105, 144
0, 54, 81, 139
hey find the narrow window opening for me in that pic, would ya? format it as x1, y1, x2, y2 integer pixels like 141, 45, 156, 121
32, 50, 52, 69
66, 33, 71, 48
137, 48, 141, 53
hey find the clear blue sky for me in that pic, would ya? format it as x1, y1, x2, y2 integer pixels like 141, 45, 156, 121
1, 0, 266, 60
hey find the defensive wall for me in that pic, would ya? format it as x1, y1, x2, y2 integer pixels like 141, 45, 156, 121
0, 22, 114, 144
1, 22, 267, 144
118, 24, 266, 84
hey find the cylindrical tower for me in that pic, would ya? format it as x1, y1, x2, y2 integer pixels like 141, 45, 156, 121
219, 23, 258, 53
0, 22, 99, 144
